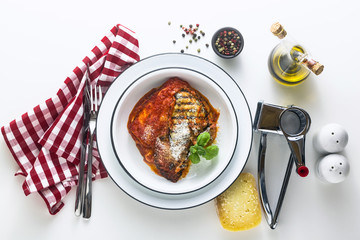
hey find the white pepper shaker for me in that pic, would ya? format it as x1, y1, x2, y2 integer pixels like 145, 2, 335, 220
313, 123, 348, 154
316, 154, 350, 183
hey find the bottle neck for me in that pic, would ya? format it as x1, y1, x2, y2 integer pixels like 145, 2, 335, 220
271, 22, 324, 75
278, 40, 323, 75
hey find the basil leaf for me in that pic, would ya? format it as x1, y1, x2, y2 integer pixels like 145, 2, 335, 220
194, 145, 206, 156
189, 153, 200, 164
197, 132, 210, 147
204, 145, 219, 160
190, 145, 197, 154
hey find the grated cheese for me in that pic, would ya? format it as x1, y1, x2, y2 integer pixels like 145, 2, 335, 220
170, 121, 190, 161
142, 125, 154, 142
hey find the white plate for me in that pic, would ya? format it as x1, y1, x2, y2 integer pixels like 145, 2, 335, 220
110, 68, 238, 194
96, 53, 253, 209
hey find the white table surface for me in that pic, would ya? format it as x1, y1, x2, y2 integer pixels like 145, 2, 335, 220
1, 0, 359, 239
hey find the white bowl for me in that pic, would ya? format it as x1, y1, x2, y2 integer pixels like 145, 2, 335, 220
110, 68, 238, 194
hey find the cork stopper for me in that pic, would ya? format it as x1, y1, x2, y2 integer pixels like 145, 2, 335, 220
310, 62, 324, 75
271, 22, 287, 39
304, 59, 324, 75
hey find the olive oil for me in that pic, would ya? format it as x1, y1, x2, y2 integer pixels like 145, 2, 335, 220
268, 22, 324, 86
268, 44, 310, 86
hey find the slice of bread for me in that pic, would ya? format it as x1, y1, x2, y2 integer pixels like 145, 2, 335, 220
215, 172, 261, 231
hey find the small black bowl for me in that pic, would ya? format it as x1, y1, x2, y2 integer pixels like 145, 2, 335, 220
211, 27, 244, 59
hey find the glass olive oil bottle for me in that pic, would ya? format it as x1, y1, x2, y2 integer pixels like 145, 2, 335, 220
268, 22, 324, 86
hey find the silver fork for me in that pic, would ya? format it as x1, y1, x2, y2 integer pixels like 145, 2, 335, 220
83, 81, 102, 219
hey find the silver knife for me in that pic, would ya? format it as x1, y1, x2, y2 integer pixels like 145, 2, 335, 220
74, 66, 91, 217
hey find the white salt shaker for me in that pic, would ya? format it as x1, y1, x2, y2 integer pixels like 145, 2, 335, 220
316, 154, 350, 183
313, 123, 348, 154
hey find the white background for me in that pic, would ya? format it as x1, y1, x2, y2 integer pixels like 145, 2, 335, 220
1, 0, 359, 239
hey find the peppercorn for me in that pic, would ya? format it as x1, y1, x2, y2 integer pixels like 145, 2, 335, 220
181, 49, 184, 53
214, 29, 241, 56
172, 22, 209, 55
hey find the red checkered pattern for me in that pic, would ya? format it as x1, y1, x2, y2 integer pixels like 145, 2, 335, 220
1, 24, 140, 215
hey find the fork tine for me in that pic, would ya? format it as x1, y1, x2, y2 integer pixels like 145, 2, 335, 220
94, 86, 98, 112
94, 86, 97, 111
98, 86, 102, 109
89, 84, 92, 111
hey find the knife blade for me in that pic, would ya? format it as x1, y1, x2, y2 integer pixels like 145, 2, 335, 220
74, 66, 91, 217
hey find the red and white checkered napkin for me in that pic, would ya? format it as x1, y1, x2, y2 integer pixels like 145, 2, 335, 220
1, 24, 140, 215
